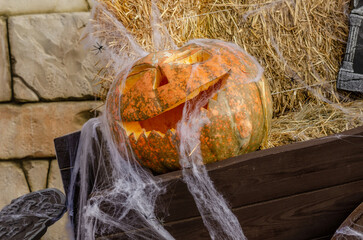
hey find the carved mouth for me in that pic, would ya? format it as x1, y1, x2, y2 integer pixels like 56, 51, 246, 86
122, 74, 228, 140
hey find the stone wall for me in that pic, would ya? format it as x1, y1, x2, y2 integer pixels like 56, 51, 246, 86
0, 0, 98, 239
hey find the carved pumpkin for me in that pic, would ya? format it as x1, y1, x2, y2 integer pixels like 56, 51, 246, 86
107, 40, 273, 174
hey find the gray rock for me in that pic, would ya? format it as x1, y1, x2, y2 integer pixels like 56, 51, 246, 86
0, 101, 102, 159
337, 7, 363, 93
22, 160, 49, 191
8, 13, 100, 101
0, 0, 88, 16
0, 161, 30, 209
0, 17, 11, 102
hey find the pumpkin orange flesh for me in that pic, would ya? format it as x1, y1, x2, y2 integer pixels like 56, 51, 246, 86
108, 40, 273, 174
123, 76, 226, 138
119, 45, 230, 122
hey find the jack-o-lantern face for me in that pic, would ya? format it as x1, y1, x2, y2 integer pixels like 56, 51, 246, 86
107, 39, 273, 174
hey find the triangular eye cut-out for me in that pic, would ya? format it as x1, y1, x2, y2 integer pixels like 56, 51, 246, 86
153, 67, 169, 89
158, 74, 169, 87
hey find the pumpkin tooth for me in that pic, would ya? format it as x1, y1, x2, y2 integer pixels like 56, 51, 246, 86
144, 130, 165, 139
135, 131, 168, 173
165, 130, 180, 152
123, 121, 143, 139
148, 130, 163, 139
137, 132, 148, 144
129, 132, 137, 142
144, 131, 151, 138
147, 130, 163, 141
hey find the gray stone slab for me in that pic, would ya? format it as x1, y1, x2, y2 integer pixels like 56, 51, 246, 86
337, 5, 363, 92
0, 0, 88, 16
0, 161, 30, 209
23, 160, 49, 192
354, 0, 363, 8
0, 101, 102, 159
0, 17, 11, 102
8, 12, 100, 101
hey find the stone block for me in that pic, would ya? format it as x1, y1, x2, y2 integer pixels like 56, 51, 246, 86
22, 160, 49, 191
42, 213, 72, 240
48, 159, 64, 193
0, 17, 11, 102
8, 13, 100, 101
44, 161, 74, 239
13, 77, 39, 102
0, 161, 30, 209
0, 0, 88, 16
88, 0, 95, 9
0, 101, 102, 159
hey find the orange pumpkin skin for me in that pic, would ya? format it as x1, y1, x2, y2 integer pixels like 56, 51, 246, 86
107, 40, 272, 174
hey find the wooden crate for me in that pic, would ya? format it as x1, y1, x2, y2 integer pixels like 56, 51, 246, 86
54, 126, 363, 240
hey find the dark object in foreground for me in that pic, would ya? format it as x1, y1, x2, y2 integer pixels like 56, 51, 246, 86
55, 126, 363, 240
332, 201, 363, 239
0, 188, 67, 240
337, 3, 363, 92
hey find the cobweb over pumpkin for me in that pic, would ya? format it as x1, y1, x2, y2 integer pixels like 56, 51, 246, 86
68, 1, 270, 239
66, 0, 363, 239
89, 0, 363, 148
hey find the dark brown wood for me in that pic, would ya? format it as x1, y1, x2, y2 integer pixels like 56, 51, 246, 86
332, 201, 363, 239
98, 180, 363, 240
54, 126, 363, 239
311, 236, 331, 240
156, 126, 363, 223
54, 131, 81, 196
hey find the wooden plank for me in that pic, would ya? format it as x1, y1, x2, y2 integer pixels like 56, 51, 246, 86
311, 236, 331, 240
97, 180, 363, 240
156, 126, 363, 222
54, 131, 82, 231
54, 131, 81, 195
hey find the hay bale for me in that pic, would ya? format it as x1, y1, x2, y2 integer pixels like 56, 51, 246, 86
90, 0, 363, 146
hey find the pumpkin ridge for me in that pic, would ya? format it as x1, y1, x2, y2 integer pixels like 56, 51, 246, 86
217, 89, 245, 152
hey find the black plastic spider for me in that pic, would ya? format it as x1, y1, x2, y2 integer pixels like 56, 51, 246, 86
92, 42, 104, 55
